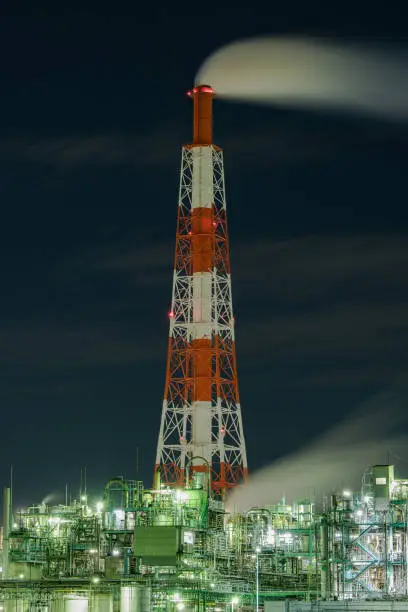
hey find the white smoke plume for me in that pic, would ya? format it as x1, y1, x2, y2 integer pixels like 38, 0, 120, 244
41, 491, 61, 505
226, 383, 408, 514
196, 37, 408, 121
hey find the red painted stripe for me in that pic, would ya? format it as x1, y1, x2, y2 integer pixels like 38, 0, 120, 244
191, 337, 212, 402
191, 207, 213, 273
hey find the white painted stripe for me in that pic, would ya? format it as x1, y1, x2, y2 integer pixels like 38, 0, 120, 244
168, 268, 178, 337
191, 399, 212, 463
192, 271, 211, 340
236, 403, 248, 468
216, 397, 225, 465
192, 147, 213, 209
155, 399, 167, 464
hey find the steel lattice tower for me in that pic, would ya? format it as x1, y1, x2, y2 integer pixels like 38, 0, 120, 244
154, 85, 248, 497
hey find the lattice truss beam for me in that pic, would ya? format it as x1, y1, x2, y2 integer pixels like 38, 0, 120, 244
156, 146, 248, 493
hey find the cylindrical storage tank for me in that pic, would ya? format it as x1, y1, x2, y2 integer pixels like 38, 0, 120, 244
50, 593, 64, 612
301, 534, 309, 553
120, 586, 151, 612
63, 597, 88, 612
4, 598, 29, 612
126, 513, 135, 530
113, 511, 125, 530
139, 587, 151, 612
90, 594, 112, 612
50, 594, 61, 612
120, 587, 140, 612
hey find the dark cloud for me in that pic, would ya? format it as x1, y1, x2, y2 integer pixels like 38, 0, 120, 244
222, 116, 408, 168
0, 121, 184, 169
238, 301, 408, 356
2, 231, 407, 391
233, 232, 408, 385
290, 367, 408, 388
93, 241, 173, 286
233, 233, 408, 300
0, 323, 162, 368
88, 232, 408, 295
0, 371, 90, 400
1, 114, 406, 170
73, 231, 408, 386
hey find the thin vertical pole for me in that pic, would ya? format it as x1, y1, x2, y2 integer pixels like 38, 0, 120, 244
256, 549, 260, 612
2, 487, 10, 579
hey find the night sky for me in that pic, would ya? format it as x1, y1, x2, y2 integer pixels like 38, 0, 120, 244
1, 1, 408, 508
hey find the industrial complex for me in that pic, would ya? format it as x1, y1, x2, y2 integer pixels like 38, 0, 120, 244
1, 87, 406, 611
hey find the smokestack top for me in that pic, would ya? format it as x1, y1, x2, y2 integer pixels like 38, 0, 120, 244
187, 84, 215, 96
187, 84, 215, 146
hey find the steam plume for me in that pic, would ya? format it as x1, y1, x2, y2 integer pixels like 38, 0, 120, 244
196, 37, 408, 121
41, 491, 60, 505
227, 383, 408, 513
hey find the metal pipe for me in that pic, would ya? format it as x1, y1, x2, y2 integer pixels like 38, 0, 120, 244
255, 546, 261, 612
2, 487, 10, 579
320, 519, 329, 599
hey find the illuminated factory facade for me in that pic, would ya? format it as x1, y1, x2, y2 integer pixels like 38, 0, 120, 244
3, 465, 408, 610
1, 90, 408, 612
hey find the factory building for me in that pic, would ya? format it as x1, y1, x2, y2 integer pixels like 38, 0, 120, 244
1, 464, 408, 610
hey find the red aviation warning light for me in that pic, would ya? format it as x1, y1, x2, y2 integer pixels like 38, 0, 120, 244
154, 84, 248, 498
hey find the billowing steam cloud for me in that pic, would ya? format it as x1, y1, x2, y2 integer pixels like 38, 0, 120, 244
196, 37, 408, 120
41, 492, 61, 505
227, 383, 408, 514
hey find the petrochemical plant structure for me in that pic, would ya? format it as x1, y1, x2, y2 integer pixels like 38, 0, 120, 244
1, 87, 408, 612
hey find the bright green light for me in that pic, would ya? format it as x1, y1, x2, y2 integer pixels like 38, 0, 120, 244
92, 577, 100, 584
232, 596, 239, 604
96, 501, 103, 512
175, 490, 188, 502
